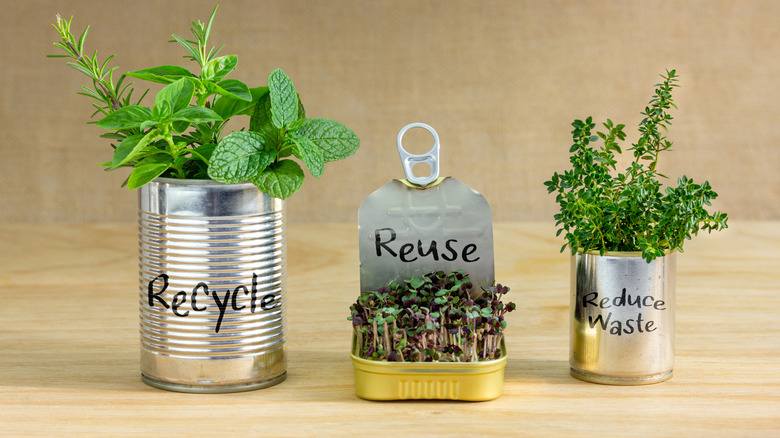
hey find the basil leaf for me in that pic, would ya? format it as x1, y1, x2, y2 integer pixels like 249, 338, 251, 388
213, 87, 268, 120
202, 55, 237, 82
207, 79, 252, 101
171, 120, 190, 134
169, 107, 223, 123
208, 131, 276, 184
127, 163, 170, 190
96, 105, 153, 130
126, 65, 196, 84
268, 68, 299, 129
190, 143, 217, 162
250, 159, 304, 200
286, 133, 324, 178
138, 153, 174, 166
111, 130, 158, 168
296, 118, 360, 161
155, 78, 195, 115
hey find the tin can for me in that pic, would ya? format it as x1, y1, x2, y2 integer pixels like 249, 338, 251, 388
351, 336, 507, 401
138, 178, 286, 393
570, 251, 675, 385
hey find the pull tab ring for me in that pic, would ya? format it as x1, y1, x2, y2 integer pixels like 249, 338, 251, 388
396, 123, 440, 186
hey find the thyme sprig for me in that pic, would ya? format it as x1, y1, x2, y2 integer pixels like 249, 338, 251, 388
544, 70, 728, 262
349, 271, 515, 363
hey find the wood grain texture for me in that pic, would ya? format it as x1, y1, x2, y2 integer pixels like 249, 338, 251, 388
0, 222, 778, 436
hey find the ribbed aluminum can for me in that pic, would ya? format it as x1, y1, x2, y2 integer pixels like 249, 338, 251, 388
570, 251, 675, 385
138, 178, 286, 393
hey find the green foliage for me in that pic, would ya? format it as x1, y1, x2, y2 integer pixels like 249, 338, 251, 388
50, 6, 359, 197
544, 70, 728, 262
348, 271, 516, 363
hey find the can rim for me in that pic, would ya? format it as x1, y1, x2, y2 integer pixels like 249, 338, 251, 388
577, 248, 676, 257
152, 177, 258, 188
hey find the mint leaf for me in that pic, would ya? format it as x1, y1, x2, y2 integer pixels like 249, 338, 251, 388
96, 105, 153, 130
127, 163, 170, 190
297, 118, 360, 161
202, 55, 237, 82
287, 133, 324, 178
249, 92, 280, 146
169, 107, 222, 123
155, 78, 195, 115
250, 159, 304, 200
268, 68, 299, 129
126, 65, 196, 84
208, 131, 276, 184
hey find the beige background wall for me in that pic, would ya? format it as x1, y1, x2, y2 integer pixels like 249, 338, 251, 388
1, 0, 778, 223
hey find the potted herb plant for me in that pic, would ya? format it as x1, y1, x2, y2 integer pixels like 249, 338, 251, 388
543, 70, 727, 385
348, 270, 515, 401
50, 7, 359, 393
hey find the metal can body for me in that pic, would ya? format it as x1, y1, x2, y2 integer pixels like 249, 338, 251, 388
138, 178, 286, 393
570, 251, 675, 385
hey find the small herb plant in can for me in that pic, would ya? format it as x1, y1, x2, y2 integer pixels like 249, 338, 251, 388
348, 270, 515, 400
48, 6, 359, 393
49, 6, 359, 198
543, 70, 727, 262
544, 70, 728, 384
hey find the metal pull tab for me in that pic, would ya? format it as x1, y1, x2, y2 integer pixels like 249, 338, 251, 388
396, 123, 440, 187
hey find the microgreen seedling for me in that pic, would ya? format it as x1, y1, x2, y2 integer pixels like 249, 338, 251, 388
349, 271, 515, 362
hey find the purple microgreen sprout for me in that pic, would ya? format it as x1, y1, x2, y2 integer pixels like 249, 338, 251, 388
348, 271, 515, 362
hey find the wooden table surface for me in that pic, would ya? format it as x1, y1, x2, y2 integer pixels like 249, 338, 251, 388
1, 222, 778, 437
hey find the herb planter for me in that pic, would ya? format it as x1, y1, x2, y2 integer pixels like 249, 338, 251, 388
545, 71, 727, 385
351, 336, 507, 401
570, 250, 675, 385
138, 178, 286, 393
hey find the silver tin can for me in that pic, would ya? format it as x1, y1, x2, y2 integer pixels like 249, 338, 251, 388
138, 178, 286, 393
570, 251, 675, 385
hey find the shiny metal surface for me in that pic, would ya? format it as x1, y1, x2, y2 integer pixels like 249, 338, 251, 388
358, 178, 494, 293
138, 178, 286, 393
570, 251, 676, 385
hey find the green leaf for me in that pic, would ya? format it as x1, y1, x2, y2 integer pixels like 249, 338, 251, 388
127, 163, 170, 190
137, 153, 174, 166
169, 106, 222, 123
286, 133, 324, 178
96, 105, 153, 130
213, 86, 268, 120
155, 78, 195, 115
296, 118, 360, 161
202, 55, 237, 82
111, 130, 159, 168
250, 159, 304, 200
206, 79, 252, 101
126, 65, 196, 84
267, 68, 299, 129
171, 120, 190, 134
190, 143, 217, 162
249, 91, 280, 145
208, 131, 276, 184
